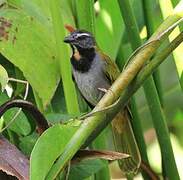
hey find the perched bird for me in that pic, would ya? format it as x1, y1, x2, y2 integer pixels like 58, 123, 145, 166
64, 28, 141, 175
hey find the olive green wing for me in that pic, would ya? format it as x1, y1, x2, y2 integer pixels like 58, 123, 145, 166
98, 49, 120, 83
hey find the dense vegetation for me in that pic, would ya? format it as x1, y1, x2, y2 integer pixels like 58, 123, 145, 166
0, 0, 183, 179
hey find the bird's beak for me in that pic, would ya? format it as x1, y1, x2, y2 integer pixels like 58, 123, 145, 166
64, 35, 74, 43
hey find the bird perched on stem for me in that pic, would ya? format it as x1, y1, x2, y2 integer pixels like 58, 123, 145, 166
64, 26, 141, 175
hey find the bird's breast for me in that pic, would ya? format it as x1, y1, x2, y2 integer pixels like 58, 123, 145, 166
72, 55, 110, 106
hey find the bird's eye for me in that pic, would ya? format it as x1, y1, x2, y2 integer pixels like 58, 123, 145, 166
76, 35, 85, 40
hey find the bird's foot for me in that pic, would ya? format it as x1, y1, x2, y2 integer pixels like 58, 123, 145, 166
98, 88, 108, 93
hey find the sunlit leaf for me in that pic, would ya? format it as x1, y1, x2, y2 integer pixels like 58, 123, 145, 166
0, 9, 60, 108
30, 124, 79, 180
0, 64, 8, 92
7, 0, 75, 28
96, 0, 124, 59
95, 0, 144, 60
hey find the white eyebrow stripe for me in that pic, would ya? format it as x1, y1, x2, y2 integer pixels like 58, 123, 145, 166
76, 33, 91, 37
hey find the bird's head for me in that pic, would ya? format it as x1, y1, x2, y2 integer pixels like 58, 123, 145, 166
64, 30, 96, 50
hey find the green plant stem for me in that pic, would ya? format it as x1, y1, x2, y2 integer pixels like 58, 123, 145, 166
118, 0, 180, 179
133, 32, 183, 180
130, 98, 150, 164
92, 131, 110, 180
142, 0, 156, 38
105, 33, 183, 139
75, 0, 95, 34
159, 0, 183, 90
118, 1, 141, 50
46, 14, 183, 180
49, 0, 79, 115
142, 0, 164, 107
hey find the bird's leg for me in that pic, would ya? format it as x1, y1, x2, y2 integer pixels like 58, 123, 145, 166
98, 87, 118, 101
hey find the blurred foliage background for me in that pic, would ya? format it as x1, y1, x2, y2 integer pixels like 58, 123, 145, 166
0, 0, 183, 179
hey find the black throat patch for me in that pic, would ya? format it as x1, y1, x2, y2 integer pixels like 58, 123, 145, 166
71, 47, 96, 73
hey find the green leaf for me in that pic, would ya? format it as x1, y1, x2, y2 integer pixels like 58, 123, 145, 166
7, 0, 51, 28
0, 9, 60, 108
95, 0, 124, 59
51, 82, 67, 113
0, 92, 31, 135
49, 0, 80, 114
69, 159, 106, 180
19, 132, 39, 156
0, 64, 8, 91
30, 124, 79, 180
3, 108, 32, 135
31, 0, 75, 26
8, 0, 75, 28
45, 113, 76, 124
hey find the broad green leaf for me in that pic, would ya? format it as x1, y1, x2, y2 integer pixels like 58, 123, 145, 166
7, 0, 52, 28
30, 124, 79, 180
46, 113, 76, 124
3, 107, 32, 135
0, 9, 60, 107
31, 0, 75, 26
7, 0, 75, 30
69, 159, 106, 180
0, 64, 8, 91
0, 92, 31, 135
19, 132, 39, 156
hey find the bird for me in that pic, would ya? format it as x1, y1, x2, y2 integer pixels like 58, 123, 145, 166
64, 27, 141, 175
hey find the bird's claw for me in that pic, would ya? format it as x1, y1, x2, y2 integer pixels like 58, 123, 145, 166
98, 88, 108, 93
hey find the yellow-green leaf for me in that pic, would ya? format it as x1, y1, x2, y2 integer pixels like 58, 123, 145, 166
0, 9, 59, 108
0, 64, 8, 92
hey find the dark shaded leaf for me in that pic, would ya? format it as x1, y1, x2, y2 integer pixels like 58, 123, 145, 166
73, 149, 129, 161
0, 92, 31, 136
69, 159, 106, 180
0, 135, 29, 180
19, 132, 38, 156
45, 113, 76, 124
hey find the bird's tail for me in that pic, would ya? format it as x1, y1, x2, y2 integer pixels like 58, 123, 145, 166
111, 109, 141, 176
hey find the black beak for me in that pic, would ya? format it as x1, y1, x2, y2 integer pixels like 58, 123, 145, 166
64, 35, 74, 43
